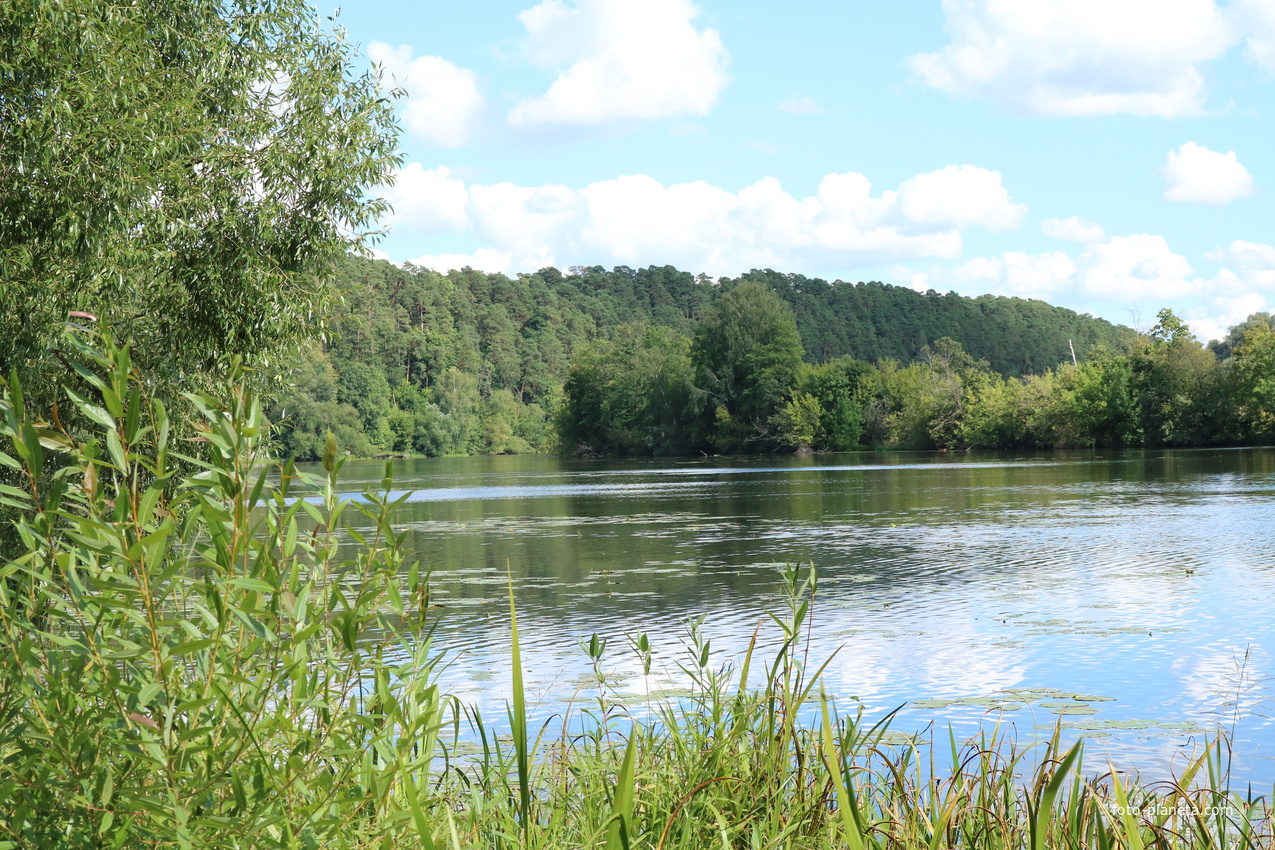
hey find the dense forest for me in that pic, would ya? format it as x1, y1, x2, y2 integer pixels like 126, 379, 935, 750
560, 280, 1275, 455
268, 255, 1275, 458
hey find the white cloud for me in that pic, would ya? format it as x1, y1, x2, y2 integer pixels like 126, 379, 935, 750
945, 233, 1200, 302
916, 231, 1275, 343
955, 251, 1078, 298
508, 0, 730, 131
908, 0, 1236, 117
1185, 292, 1269, 342
468, 181, 580, 269
579, 175, 739, 265
405, 249, 514, 275
382, 164, 1025, 275
1080, 234, 1198, 299
776, 95, 825, 114
1041, 216, 1107, 244
1232, 0, 1275, 72
1207, 240, 1275, 289
896, 164, 1026, 231
893, 269, 934, 293
369, 43, 485, 148
1164, 142, 1256, 204
381, 164, 471, 233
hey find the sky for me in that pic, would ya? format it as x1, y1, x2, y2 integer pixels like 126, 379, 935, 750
329, 0, 1275, 342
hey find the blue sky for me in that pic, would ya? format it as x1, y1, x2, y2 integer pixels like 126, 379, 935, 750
332, 0, 1274, 342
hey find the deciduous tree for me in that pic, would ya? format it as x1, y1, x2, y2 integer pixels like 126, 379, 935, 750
0, 0, 401, 406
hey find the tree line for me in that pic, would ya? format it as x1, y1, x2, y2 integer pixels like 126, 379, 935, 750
559, 285, 1275, 455
270, 255, 1143, 458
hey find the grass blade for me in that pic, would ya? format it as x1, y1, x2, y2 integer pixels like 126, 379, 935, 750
821, 692, 868, 850
507, 561, 532, 841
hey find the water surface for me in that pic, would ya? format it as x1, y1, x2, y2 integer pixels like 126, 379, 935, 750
329, 447, 1275, 783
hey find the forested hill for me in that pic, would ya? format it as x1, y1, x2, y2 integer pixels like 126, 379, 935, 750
333, 254, 1132, 377
269, 254, 1135, 459
730, 269, 1135, 375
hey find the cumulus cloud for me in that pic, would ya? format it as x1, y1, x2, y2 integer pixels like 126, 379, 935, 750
1207, 240, 1275, 297
381, 164, 471, 233
1164, 142, 1256, 204
382, 164, 1024, 275
508, 0, 730, 131
949, 234, 1200, 302
1232, 0, 1275, 72
908, 0, 1236, 117
1186, 292, 1269, 342
927, 231, 1275, 342
405, 249, 514, 275
468, 182, 580, 269
1080, 234, 1199, 299
1213, 240, 1275, 283
369, 43, 485, 148
1041, 216, 1107, 244
896, 164, 1026, 231
955, 251, 1078, 298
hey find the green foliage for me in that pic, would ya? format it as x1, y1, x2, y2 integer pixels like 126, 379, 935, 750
1131, 309, 1234, 446
336, 359, 395, 443
552, 297, 1275, 455
725, 269, 1136, 375
270, 256, 1147, 460
0, 0, 402, 410
264, 258, 1275, 459
777, 358, 872, 451
1231, 323, 1275, 441
776, 392, 824, 450
1209, 311, 1275, 360
959, 360, 1138, 451
0, 330, 444, 848
270, 347, 377, 460
692, 281, 805, 451
556, 325, 696, 456
1054, 349, 1141, 447
883, 338, 990, 449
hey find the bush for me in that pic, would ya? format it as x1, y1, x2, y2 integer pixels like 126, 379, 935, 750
0, 326, 444, 848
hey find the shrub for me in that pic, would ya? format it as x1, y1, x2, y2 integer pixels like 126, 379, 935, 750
0, 326, 444, 849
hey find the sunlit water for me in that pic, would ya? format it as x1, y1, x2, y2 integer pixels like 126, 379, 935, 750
324, 448, 1275, 784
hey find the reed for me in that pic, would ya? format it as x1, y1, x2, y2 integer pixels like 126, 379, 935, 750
427, 562, 1274, 849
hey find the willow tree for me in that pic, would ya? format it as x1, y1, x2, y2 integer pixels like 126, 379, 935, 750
0, 0, 402, 406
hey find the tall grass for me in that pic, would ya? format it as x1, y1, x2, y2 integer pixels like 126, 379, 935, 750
429, 564, 1275, 849
2, 326, 1272, 848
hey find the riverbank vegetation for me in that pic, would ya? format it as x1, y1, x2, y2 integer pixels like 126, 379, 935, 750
2, 338, 1272, 847
559, 288, 1275, 456
268, 256, 1140, 459
269, 256, 1273, 460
